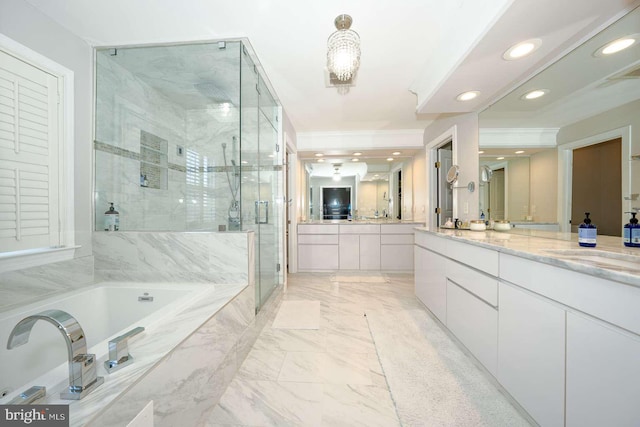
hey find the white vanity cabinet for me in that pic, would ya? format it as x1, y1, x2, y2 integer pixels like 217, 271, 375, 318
380, 224, 415, 270
414, 229, 640, 427
498, 282, 566, 427
414, 245, 447, 322
565, 312, 640, 427
338, 224, 380, 270
445, 259, 498, 376
298, 224, 339, 270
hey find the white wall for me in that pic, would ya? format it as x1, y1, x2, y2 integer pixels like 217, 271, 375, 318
1, 0, 93, 257
412, 147, 427, 222
423, 113, 480, 225
530, 149, 558, 222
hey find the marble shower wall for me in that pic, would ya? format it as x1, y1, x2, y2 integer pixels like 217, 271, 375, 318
94, 46, 242, 232
93, 231, 254, 284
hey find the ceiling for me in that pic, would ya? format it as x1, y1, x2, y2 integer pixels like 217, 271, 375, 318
24, 0, 639, 138
25, 0, 513, 134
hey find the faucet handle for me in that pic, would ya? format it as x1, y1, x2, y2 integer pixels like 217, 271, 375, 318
104, 326, 145, 374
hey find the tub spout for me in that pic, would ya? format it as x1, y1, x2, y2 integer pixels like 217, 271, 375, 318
7, 309, 104, 400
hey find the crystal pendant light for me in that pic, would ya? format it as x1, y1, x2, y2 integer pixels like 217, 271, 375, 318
327, 14, 361, 81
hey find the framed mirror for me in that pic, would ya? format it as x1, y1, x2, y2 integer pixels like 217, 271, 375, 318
446, 165, 459, 184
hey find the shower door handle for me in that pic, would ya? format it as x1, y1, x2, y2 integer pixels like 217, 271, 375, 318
255, 201, 269, 224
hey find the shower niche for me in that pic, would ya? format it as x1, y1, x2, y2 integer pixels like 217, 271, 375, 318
139, 130, 168, 190
94, 40, 283, 310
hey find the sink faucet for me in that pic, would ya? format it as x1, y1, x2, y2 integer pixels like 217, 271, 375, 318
7, 309, 104, 400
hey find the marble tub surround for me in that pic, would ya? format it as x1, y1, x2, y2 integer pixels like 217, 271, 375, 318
417, 227, 640, 287
93, 231, 253, 283
207, 273, 529, 427
89, 282, 283, 427
0, 255, 94, 312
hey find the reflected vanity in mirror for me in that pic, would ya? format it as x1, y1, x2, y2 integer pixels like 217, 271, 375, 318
479, 5, 640, 236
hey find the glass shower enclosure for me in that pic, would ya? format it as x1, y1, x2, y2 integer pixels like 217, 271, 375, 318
94, 41, 282, 311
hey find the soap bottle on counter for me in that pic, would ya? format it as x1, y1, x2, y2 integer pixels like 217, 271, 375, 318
104, 202, 120, 231
623, 211, 640, 247
578, 212, 596, 247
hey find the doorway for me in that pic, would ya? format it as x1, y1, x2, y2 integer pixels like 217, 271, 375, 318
570, 138, 622, 235
437, 142, 453, 226
489, 168, 506, 220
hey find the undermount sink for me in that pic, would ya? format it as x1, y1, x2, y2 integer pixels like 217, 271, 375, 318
543, 249, 640, 272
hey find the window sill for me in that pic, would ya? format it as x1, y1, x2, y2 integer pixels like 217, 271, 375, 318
0, 246, 80, 274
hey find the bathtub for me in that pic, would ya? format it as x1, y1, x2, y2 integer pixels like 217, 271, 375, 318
0, 281, 247, 425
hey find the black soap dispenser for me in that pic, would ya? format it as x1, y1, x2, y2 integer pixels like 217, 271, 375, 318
578, 212, 596, 247
624, 212, 640, 247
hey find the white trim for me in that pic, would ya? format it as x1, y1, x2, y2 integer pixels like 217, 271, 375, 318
558, 126, 631, 232
0, 34, 76, 263
479, 128, 559, 148
0, 246, 79, 274
286, 134, 298, 275
425, 126, 458, 229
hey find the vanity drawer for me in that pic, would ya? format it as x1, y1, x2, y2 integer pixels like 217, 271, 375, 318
339, 224, 380, 234
381, 224, 417, 234
298, 224, 339, 234
415, 231, 447, 254
381, 234, 414, 245
298, 234, 339, 245
447, 239, 498, 276
445, 258, 498, 306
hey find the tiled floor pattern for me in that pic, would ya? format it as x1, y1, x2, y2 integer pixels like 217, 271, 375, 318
206, 273, 531, 427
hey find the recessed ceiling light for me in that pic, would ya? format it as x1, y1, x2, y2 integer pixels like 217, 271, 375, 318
515, 150, 525, 154
387, 157, 394, 161
353, 152, 362, 156
317, 159, 325, 163
315, 153, 324, 157
392, 151, 401, 155
478, 150, 485, 154
497, 157, 505, 160
521, 89, 549, 100
456, 91, 480, 101
596, 35, 637, 56
352, 158, 359, 162
503, 38, 542, 60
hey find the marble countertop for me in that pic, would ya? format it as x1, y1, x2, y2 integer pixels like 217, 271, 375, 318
300, 219, 425, 225
415, 227, 640, 287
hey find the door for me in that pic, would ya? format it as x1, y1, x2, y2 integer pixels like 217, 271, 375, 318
571, 138, 621, 235
489, 168, 505, 220
437, 143, 453, 226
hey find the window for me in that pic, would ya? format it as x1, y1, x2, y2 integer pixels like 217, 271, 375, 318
0, 35, 74, 267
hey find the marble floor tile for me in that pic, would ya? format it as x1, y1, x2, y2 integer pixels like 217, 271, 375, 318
236, 349, 287, 381
321, 384, 400, 427
278, 352, 372, 385
272, 300, 321, 329
253, 328, 326, 352
207, 273, 531, 427
208, 379, 323, 427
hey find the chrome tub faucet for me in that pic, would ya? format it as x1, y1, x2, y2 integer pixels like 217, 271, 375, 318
6, 309, 104, 400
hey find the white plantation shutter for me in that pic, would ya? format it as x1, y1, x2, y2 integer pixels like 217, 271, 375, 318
0, 50, 60, 252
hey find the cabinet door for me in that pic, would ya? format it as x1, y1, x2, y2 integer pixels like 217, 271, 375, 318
339, 234, 360, 270
298, 244, 339, 270
566, 312, 640, 427
414, 246, 446, 322
359, 234, 381, 270
380, 244, 414, 270
446, 280, 498, 376
498, 283, 565, 427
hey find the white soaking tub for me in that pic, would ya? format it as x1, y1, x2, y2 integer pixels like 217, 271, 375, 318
0, 281, 247, 425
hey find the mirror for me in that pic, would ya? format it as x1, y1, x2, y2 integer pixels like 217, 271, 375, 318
479, 5, 640, 233
446, 165, 459, 183
480, 165, 493, 183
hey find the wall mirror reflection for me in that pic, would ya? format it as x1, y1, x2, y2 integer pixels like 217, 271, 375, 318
479, 5, 640, 234
299, 149, 418, 221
